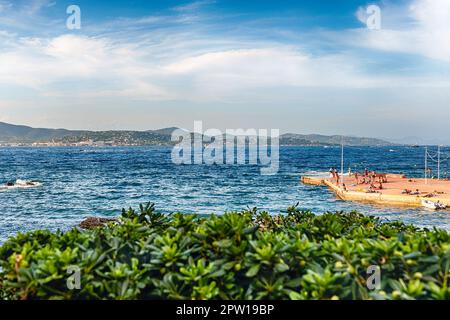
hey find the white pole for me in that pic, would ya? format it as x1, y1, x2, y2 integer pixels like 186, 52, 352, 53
438, 145, 441, 180
341, 136, 344, 186
425, 146, 428, 184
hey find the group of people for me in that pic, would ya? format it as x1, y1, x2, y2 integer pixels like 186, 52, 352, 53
353, 168, 387, 191
329, 167, 388, 193
402, 189, 421, 195
402, 189, 444, 198
329, 167, 341, 184
328, 167, 388, 193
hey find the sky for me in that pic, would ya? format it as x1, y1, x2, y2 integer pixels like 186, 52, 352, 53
0, 0, 449, 143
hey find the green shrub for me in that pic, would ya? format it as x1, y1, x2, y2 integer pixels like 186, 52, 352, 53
0, 203, 449, 300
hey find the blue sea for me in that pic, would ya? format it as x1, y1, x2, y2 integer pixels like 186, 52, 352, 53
1, 146, 449, 243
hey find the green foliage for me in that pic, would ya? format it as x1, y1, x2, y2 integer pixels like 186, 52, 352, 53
0, 203, 449, 300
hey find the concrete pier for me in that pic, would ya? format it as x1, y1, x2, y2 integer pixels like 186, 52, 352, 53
301, 174, 450, 209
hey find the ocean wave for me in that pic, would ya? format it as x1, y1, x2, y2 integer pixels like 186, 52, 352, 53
303, 171, 331, 177
303, 170, 351, 177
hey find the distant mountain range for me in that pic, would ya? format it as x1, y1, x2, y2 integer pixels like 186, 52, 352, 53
0, 121, 395, 146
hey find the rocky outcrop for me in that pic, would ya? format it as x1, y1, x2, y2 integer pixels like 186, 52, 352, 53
79, 217, 117, 230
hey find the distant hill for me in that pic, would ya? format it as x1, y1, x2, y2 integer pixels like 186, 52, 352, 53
0, 122, 394, 146
280, 133, 393, 146
0, 122, 83, 142
385, 136, 450, 146
150, 127, 185, 135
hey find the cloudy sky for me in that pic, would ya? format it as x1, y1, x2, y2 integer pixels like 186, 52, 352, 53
0, 0, 449, 143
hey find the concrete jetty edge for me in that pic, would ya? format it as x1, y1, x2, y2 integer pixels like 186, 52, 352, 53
301, 175, 450, 208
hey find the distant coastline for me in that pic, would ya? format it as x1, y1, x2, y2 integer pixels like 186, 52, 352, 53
0, 142, 401, 148
0, 121, 395, 147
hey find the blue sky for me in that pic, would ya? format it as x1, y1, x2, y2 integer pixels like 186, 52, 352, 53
0, 0, 449, 143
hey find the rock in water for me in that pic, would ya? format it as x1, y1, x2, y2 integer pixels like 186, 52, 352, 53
79, 217, 117, 229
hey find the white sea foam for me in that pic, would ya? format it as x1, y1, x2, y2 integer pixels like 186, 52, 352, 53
303, 171, 330, 177
303, 170, 350, 177
0, 179, 42, 190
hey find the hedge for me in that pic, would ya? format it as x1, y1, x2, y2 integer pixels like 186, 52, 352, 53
0, 203, 449, 300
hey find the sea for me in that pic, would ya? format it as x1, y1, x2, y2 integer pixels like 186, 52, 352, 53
1, 145, 449, 243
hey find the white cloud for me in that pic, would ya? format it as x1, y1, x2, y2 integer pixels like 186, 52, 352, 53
0, 0, 449, 136
355, 6, 368, 25
0, 26, 448, 105
0, 33, 178, 99
0, 0, 61, 32
2, 0, 447, 99
0, 1, 12, 13
409, 0, 450, 62
164, 48, 382, 93
351, 0, 450, 63
172, 0, 216, 12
